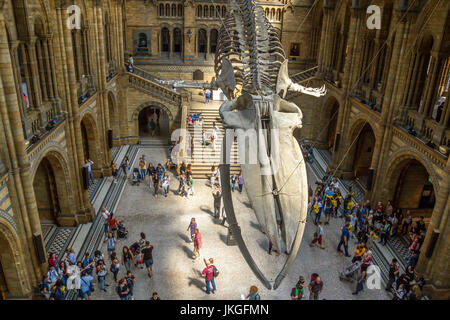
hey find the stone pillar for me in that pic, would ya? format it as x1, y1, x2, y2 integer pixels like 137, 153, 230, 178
412, 55, 427, 110
35, 40, 48, 102
56, 5, 93, 221
27, 38, 42, 108
42, 38, 54, 100
422, 54, 442, 118
0, 12, 45, 285
405, 52, 420, 107
169, 29, 174, 59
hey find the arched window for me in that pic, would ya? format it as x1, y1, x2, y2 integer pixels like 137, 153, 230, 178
210, 6, 214, 18
178, 4, 183, 17
165, 4, 170, 17
204, 6, 208, 18
173, 28, 182, 53
270, 8, 275, 21
276, 9, 281, 21
216, 6, 220, 18
265, 8, 269, 18
159, 4, 164, 16
222, 6, 226, 17
172, 4, 176, 17
197, 5, 202, 18
210, 29, 218, 54
104, 13, 113, 64
161, 27, 170, 53
198, 29, 207, 54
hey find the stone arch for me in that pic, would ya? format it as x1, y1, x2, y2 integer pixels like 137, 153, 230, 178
0, 214, 30, 298
106, 90, 119, 140
319, 94, 341, 150
344, 116, 378, 185
79, 111, 101, 168
382, 150, 438, 216
31, 147, 74, 226
132, 102, 174, 140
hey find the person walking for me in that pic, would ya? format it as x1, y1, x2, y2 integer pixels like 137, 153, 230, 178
337, 223, 351, 257
352, 263, 368, 295
153, 174, 160, 197
117, 278, 130, 300
193, 228, 202, 259
84, 158, 95, 185
111, 161, 118, 183
79, 271, 94, 300
385, 258, 400, 292
122, 246, 134, 272
139, 156, 147, 181
313, 199, 323, 225
101, 208, 110, 241
212, 186, 222, 219
106, 232, 117, 260
121, 156, 130, 180
238, 171, 244, 193
308, 275, 323, 300
147, 162, 156, 188
110, 252, 121, 284
309, 221, 325, 249
142, 241, 154, 278
202, 258, 217, 294
178, 173, 187, 197
291, 276, 306, 300
230, 174, 237, 192
125, 270, 136, 300
187, 218, 197, 242
161, 172, 170, 197
187, 175, 194, 198
96, 259, 108, 292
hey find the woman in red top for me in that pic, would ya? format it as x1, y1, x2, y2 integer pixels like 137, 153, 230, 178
48, 253, 60, 271
108, 212, 119, 237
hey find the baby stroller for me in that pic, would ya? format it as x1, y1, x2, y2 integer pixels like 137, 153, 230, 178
339, 261, 361, 283
131, 168, 140, 186
117, 221, 128, 239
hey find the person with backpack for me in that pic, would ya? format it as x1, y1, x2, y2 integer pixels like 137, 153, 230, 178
96, 259, 108, 292
117, 278, 130, 300
125, 270, 136, 300
291, 276, 306, 300
80, 271, 94, 300
246, 286, 260, 300
50, 279, 66, 300
39, 275, 52, 300
308, 274, 323, 300
202, 258, 217, 294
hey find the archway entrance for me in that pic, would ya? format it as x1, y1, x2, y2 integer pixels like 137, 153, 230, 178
138, 106, 170, 143
0, 225, 22, 299
350, 123, 376, 186
393, 159, 435, 217
80, 114, 100, 166
32, 154, 71, 226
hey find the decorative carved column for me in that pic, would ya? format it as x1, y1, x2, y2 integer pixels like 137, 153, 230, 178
422, 54, 443, 118
35, 39, 48, 102
27, 37, 42, 108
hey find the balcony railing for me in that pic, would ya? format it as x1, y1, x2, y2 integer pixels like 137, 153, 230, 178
77, 75, 96, 106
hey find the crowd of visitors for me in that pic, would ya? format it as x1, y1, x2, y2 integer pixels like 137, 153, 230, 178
305, 176, 427, 300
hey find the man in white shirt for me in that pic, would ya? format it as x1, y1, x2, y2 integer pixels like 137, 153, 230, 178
101, 207, 110, 239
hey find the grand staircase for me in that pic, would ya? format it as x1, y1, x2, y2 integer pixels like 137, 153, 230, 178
187, 104, 241, 178
290, 65, 318, 84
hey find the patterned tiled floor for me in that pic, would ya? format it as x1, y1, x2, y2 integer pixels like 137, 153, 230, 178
46, 227, 76, 259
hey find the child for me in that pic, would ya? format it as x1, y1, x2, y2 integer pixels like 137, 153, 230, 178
134, 248, 143, 269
